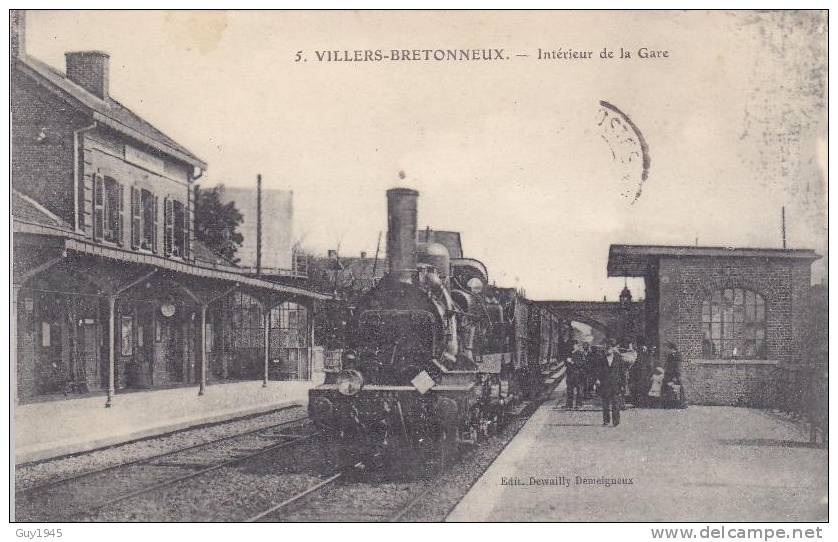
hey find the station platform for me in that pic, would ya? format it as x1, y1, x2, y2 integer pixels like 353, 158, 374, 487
14, 380, 315, 464
448, 390, 827, 522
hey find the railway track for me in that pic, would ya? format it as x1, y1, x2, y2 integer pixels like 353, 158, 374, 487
247, 367, 567, 523
18, 367, 566, 522
245, 467, 443, 522
245, 406, 547, 523
16, 415, 316, 521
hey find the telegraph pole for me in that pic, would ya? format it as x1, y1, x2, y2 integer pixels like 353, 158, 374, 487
256, 174, 262, 275
371, 231, 382, 281
781, 206, 787, 249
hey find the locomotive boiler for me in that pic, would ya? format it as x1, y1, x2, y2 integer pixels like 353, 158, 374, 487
308, 188, 564, 468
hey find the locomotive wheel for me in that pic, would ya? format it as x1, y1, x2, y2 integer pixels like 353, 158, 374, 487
437, 426, 459, 472
495, 409, 507, 433
321, 428, 348, 471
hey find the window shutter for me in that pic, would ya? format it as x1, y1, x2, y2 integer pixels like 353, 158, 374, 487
131, 187, 141, 249
164, 197, 173, 256
152, 195, 159, 253
93, 175, 104, 241
184, 192, 192, 260
117, 183, 125, 246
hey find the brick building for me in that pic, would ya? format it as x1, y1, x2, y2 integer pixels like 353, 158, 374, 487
11, 11, 327, 404
607, 245, 821, 406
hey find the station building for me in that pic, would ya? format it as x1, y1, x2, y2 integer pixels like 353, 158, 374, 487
607, 244, 821, 407
11, 12, 327, 405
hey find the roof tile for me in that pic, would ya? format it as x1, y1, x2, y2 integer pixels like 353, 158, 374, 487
17, 55, 206, 169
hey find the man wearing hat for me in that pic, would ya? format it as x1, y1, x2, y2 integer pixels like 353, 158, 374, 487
595, 338, 626, 426
564, 341, 585, 409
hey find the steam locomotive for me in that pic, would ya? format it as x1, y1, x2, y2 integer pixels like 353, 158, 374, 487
308, 188, 567, 468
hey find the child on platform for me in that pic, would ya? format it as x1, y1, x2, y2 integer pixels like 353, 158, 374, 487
647, 366, 665, 408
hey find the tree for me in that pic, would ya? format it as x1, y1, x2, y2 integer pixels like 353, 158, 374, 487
194, 184, 244, 263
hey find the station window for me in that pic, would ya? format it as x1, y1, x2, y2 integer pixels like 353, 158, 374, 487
131, 188, 158, 252
224, 292, 264, 349
120, 316, 133, 356
270, 302, 309, 380
163, 198, 188, 258
40, 322, 51, 347
701, 288, 766, 359
205, 322, 214, 353
141, 189, 157, 251
173, 200, 185, 257
271, 302, 308, 347
94, 175, 123, 244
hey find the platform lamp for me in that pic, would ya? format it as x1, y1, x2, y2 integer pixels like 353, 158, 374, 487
619, 271, 632, 307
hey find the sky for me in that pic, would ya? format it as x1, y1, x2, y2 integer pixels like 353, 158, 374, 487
24, 10, 828, 300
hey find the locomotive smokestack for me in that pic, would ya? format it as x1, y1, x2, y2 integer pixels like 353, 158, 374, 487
386, 188, 419, 283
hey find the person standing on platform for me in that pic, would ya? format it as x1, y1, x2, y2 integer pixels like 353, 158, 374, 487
663, 341, 687, 409
596, 339, 625, 426
630, 342, 651, 406
564, 341, 585, 409
580, 342, 593, 399
647, 366, 665, 408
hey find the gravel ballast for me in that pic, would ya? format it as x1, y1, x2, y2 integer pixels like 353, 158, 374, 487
15, 405, 307, 492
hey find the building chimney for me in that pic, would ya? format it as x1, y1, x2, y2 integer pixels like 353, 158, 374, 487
386, 188, 419, 283
360, 251, 367, 259
10, 9, 25, 61
327, 249, 337, 259
65, 51, 110, 99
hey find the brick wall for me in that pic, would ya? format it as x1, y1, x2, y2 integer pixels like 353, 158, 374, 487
15, 291, 36, 400
790, 263, 814, 362
11, 70, 88, 227
658, 256, 810, 363
682, 360, 778, 407
12, 68, 195, 259
657, 255, 813, 406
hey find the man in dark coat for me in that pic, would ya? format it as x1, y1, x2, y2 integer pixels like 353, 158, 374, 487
596, 340, 626, 426
565, 341, 585, 409
629, 342, 653, 407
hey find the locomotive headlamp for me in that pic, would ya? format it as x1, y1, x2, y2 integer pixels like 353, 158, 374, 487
467, 277, 484, 295
337, 369, 364, 396
341, 350, 357, 365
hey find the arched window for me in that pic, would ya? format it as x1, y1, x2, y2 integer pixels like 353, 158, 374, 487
223, 292, 264, 350
701, 288, 766, 359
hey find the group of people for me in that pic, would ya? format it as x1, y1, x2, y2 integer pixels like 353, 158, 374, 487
563, 338, 687, 427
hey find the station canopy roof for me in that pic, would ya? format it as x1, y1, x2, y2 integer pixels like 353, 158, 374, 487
607, 244, 821, 277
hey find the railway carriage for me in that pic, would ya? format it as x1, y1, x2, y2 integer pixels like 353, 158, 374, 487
526, 302, 568, 393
